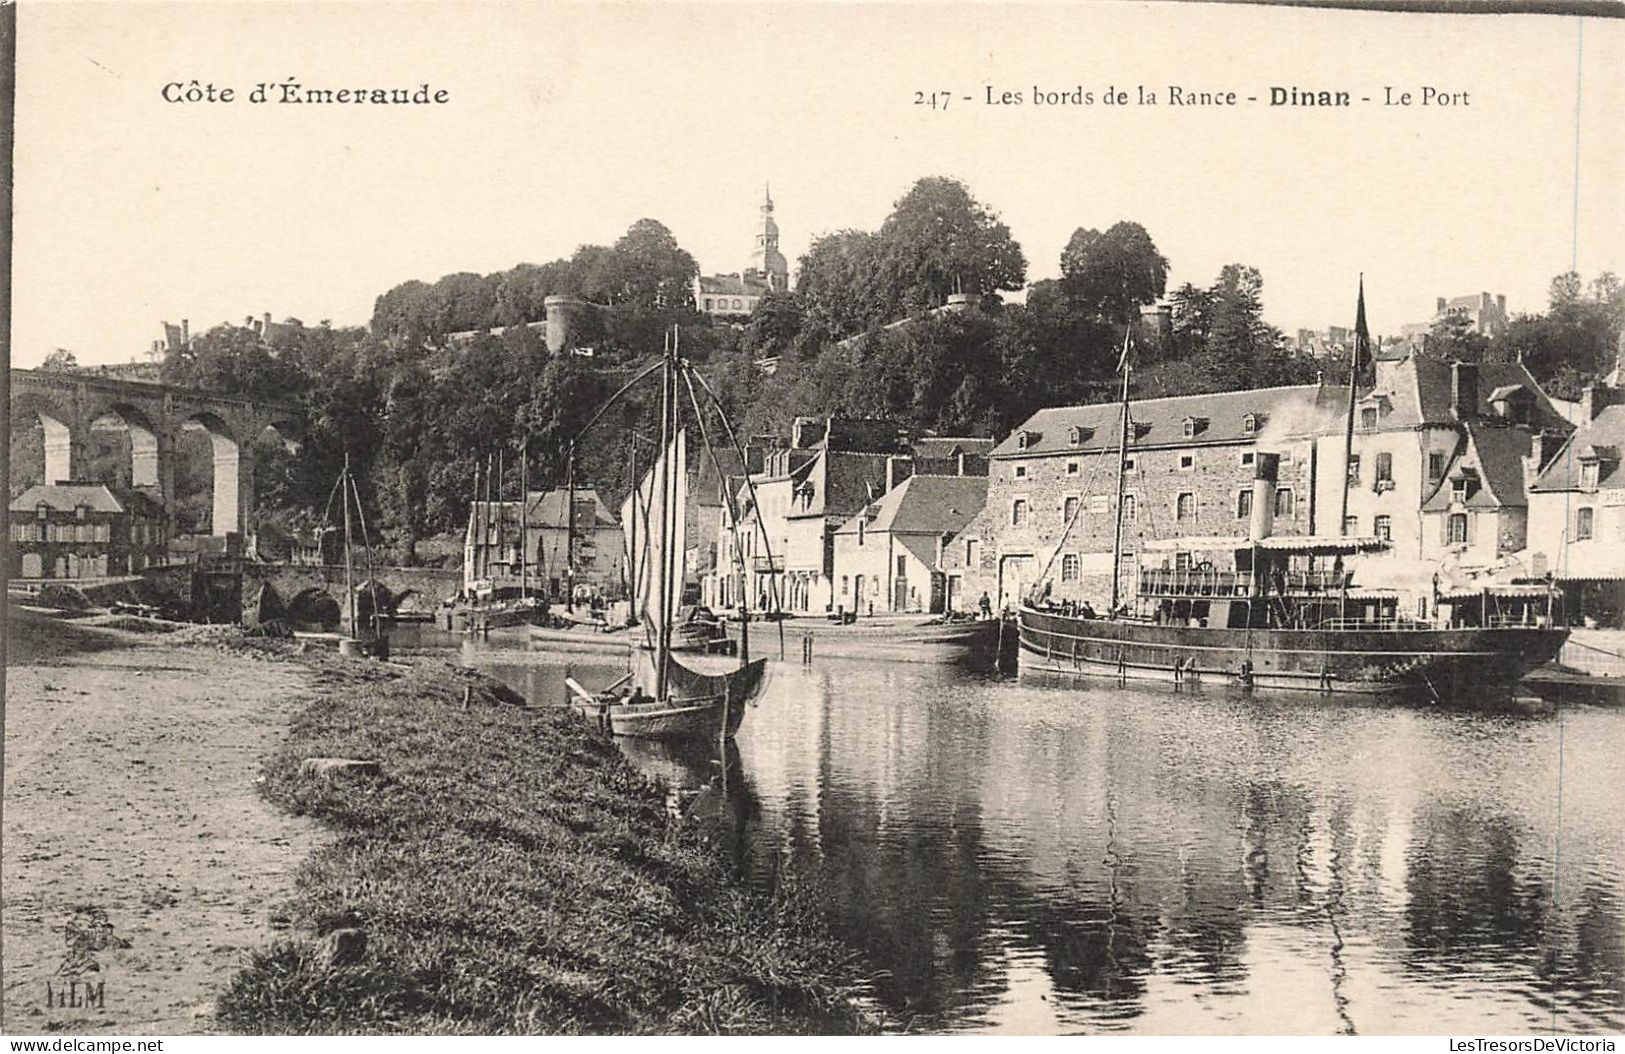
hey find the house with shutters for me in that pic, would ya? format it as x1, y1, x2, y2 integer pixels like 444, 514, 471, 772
463, 488, 624, 599
1524, 394, 1625, 626
832, 473, 989, 615
7, 482, 167, 579
1309, 350, 1571, 582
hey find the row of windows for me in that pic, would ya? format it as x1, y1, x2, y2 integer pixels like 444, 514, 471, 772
1013, 487, 1299, 526
11, 523, 115, 543
1024, 449, 1278, 481
1346, 452, 1395, 485
1339, 515, 1395, 540
702, 297, 749, 311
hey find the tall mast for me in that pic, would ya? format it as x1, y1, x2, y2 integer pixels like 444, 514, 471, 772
342, 451, 357, 639
495, 448, 504, 581
1339, 275, 1367, 537
1108, 329, 1133, 613
518, 439, 528, 600
564, 443, 575, 612
627, 430, 638, 623
471, 459, 482, 583
654, 328, 674, 698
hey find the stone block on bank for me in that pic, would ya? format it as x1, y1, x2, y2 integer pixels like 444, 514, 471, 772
299, 757, 382, 780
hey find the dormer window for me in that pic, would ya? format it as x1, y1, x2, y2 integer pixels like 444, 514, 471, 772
1360, 407, 1379, 431
1016, 430, 1034, 452
1067, 426, 1084, 446
1581, 460, 1600, 491
1242, 413, 1263, 435
1182, 416, 1208, 439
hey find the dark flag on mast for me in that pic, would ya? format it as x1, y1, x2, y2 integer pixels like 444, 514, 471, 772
1353, 275, 1371, 376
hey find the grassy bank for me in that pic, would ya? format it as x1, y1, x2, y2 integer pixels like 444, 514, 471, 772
217, 647, 879, 1034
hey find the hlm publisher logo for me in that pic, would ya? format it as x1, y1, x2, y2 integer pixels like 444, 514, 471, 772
43, 980, 105, 1011
42, 905, 129, 1012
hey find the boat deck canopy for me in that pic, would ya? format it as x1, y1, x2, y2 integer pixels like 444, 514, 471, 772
1254, 535, 1389, 554
1438, 584, 1556, 601
1140, 535, 1389, 555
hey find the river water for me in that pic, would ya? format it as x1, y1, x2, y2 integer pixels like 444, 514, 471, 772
400, 626, 1625, 1035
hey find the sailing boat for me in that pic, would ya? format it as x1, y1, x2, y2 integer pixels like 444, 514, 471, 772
1013, 281, 1568, 701
567, 328, 768, 740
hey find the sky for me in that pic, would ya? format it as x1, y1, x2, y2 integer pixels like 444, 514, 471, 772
10, 1, 1623, 367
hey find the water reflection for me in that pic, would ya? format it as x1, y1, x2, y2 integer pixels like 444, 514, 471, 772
446, 635, 1624, 1035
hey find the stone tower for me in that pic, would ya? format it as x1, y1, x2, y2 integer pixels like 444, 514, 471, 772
748, 186, 789, 293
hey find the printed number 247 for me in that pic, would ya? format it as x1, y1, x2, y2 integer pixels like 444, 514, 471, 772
914, 90, 952, 110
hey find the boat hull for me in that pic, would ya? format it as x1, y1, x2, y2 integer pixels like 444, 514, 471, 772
767, 617, 1002, 667
1017, 606, 1568, 700
578, 657, 767, 740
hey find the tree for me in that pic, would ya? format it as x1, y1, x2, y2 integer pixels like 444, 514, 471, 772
796, 229, 887, 338
1058, 222, 1169, 325
875, 177, 1026, 314
796, 178, 1026, 340
1428, 312, 1490, 363
595, 219, 698, 312
39, 348, 78, 372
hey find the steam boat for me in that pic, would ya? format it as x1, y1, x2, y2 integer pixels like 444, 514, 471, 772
1016, 286, 1568, 701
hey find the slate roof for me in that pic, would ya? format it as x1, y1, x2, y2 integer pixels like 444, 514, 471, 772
910, 436, 995, 459
696, 274, 772, 297
803, 451, 894, 520
1409, 357, 1568, 430
467, 488, 619, 532
1422, 423, 1534, 511
992, 384, 1330, 458
1532, 405, 1625, 493
835, 474, 989, 537
9, 483, 163, 517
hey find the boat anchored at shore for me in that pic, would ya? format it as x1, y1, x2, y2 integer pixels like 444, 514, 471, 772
1016, 284, 1568, 702
564, 328, 770, 740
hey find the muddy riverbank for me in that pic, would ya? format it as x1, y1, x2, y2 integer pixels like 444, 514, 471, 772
2, 610, 323, 1033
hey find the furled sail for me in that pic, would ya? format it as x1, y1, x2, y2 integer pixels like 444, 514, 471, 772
621, 428, 688, 639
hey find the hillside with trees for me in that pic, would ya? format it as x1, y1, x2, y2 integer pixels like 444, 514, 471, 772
56, 175, 1613, 565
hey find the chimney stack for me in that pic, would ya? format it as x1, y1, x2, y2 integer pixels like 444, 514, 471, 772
791, 416, 824, 450
1451, 362, 1479, 419
1436, 297, 1447, 314
1496, 294, 1507, 316
885, 455, 914, 492
181, 319, 190, 346
1249, 453, 1281, 542
1580, 384, 1623, 424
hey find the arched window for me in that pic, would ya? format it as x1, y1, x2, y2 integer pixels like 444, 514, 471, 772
1176, 493, 1195, 521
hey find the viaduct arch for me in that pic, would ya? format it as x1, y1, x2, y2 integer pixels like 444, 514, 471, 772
9, 369, 303, 539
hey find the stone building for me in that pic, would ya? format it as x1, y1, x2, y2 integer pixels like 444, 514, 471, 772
1525, 396, 1625, 624
7, 482, 168, 579
832, 473, 989, 615
1435, 292, 1510, 337
694, 188, 789, 318
943, 385, 1331, 611
705, 418, 992, 613
463, 488, 624, 599
1309, 351, 1570, 578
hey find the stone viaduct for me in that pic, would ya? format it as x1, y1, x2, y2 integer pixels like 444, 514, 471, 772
9, 368, 303, 537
